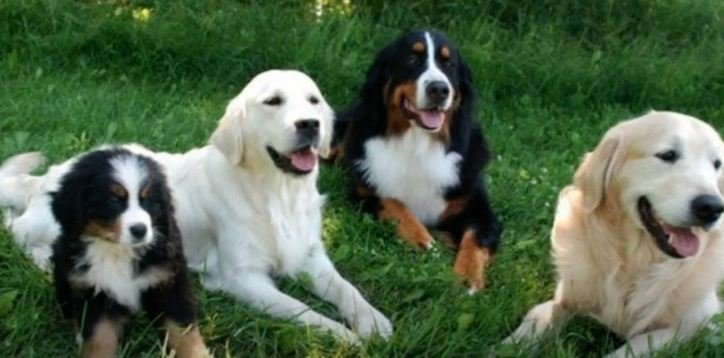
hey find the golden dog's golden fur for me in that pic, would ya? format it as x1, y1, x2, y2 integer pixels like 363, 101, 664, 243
506, 111, 724, 357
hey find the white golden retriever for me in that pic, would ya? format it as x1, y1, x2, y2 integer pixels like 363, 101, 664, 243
505, 111, 724, 357
0, 70, 392, 343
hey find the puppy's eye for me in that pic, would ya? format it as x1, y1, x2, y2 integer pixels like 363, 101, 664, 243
263, 96, 283, 106
655, 150, 679, 163
714, 159, 721, 169
406, 55, 420, 66
443, 59, 455, 69
309, 96, 320, 105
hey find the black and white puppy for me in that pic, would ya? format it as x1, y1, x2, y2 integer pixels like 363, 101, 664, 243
50, 148, 209, 358
334, 30, 502, 293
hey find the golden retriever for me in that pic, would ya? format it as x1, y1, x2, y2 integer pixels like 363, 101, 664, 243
505, 111, 724, 357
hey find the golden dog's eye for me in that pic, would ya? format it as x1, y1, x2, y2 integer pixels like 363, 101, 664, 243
715, 159, 721, 169
263, 96, 283, 106
655, 150, 679, 163
309, 96, 319, 105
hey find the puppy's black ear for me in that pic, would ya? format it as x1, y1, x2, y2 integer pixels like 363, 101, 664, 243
51, 172, 87, 238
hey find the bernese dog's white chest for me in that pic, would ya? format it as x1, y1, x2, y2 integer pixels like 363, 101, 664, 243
359, 128, 462, 225
69, 238, 169, 312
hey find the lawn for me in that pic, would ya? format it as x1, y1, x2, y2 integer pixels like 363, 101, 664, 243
1, 0, 723, 356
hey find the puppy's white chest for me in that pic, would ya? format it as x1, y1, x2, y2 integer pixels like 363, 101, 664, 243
359, 128, 461, 225
70, 239, 165, 312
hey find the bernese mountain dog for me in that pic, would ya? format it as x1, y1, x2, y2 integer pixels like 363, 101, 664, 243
334, 30, 502, 293
50, 148, 209, 358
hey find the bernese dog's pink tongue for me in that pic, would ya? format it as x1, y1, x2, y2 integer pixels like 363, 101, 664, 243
419, 110, 444, 129
666, 226, 699, 257
290, 150, 317, 171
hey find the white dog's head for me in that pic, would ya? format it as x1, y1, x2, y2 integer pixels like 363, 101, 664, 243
575, 111, 724, 258
210, 70, 334, 176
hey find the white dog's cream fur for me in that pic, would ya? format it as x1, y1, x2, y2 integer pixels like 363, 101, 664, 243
505, 111, 724, 357
0, 70, 391, 343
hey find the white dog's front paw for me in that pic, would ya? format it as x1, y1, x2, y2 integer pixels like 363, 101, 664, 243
350, 304, 393, 340
328, 324, 361, 345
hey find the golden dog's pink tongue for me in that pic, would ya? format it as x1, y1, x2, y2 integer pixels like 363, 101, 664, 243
665, 226, 699, 257
291, 150, 316, 172
419, 110, 444, 129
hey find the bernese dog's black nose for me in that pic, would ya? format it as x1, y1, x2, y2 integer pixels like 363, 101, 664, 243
426, 81, 450, 104
130, 224, 148, 240
691, 194, 724, 224
295, 119, 320, 140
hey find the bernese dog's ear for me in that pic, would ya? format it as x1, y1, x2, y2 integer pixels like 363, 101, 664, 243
210, 96, 246, 165
51, 172, 87, 237
360, 47, 391, 103
457, 54, 475, 105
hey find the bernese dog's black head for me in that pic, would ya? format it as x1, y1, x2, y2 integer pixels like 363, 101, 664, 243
51, 148, 175, 248
359, 30, 473, 139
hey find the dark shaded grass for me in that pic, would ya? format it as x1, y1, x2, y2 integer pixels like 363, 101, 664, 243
1, 0, 724, 356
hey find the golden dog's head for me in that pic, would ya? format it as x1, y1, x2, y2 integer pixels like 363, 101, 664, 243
210, 70, 334, 176
575, 111, 724, 258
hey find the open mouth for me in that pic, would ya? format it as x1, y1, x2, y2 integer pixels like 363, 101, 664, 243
401, 98, 446, 131
637, 197, 700, 258
266, 145, 317, 175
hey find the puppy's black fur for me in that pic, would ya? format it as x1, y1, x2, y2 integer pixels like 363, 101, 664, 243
334, 30, 502, 290
51, 148, 202, 355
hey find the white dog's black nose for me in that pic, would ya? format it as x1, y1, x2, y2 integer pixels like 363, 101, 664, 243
129, 223, 148, 241
426, 81, 450, 104
295, 119, 320, 139
691, 195, 724, 224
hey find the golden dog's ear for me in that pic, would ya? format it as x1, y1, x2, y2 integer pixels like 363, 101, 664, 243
575, 133, 625, 213
210, 101, 245, 165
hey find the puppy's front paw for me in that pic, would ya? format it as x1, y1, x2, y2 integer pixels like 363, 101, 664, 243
350, 304, 393, 340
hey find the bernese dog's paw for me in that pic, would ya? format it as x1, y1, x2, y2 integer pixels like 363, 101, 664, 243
397, 221, 434, 250
453, 229, 491, 294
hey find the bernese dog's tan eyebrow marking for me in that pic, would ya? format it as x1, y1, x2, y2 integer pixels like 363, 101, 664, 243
412, 41, 425, 53
441, 46, 450, 59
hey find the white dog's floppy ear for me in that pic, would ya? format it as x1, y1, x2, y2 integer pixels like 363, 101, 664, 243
575, 132, 625, 213
318, 100, 335, 159
210, 100, 245, 165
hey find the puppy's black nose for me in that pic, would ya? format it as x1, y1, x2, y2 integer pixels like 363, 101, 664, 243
295, 119, 320, 139
691, 194, 724, 224
426, 81, 450, 104
129, 224, 148, 241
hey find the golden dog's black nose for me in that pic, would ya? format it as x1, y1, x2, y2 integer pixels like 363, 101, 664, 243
691, 195, 724, 224
295, 119, 320, 139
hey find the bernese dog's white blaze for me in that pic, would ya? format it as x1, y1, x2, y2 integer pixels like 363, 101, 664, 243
408, 31, 454, 132
109, 155, 153, 246
359, 127, 462, 225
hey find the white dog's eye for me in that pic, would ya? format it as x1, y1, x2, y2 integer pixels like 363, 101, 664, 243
715, 159, 721, 169
263, 96, 283, 106
309, 96, 319, 105
655, 150, 679, 163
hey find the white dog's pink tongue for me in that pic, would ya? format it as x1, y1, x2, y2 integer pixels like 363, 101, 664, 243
666, 226, 699, 257
291, 149, 316, 172
419, 110, 444, 129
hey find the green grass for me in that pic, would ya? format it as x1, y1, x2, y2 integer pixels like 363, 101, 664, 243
1, 0, 724, 356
